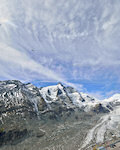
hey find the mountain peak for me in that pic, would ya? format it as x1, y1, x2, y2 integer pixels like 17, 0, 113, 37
109, 93, 120, 99
57, 82, 64, 86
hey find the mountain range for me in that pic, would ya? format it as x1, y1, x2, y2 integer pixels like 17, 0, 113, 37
0, 80, 120, 150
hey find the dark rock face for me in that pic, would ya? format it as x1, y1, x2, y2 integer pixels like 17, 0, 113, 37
37, 98, 47, 111
65, 87, 77, 93
47, 89, 51, 96
92, 103, 110, 113
106, 104, 113, 111
0, 128, 28, 146
57, 89, 63, 96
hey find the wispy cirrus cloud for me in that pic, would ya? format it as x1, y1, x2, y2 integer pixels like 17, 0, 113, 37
0, 0, 120, 97
0, 42, 80, 89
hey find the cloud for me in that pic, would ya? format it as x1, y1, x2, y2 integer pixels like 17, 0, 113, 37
0, 0, 120, 95
0, 42, 76, 87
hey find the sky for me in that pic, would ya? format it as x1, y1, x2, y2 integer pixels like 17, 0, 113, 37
0, 0, 120, 99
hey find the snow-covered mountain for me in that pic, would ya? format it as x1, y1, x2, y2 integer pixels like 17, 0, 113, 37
0, 80, 96, 123
81, 94, 120, 149
40, 84, 114, 113
0, 80, 120, 149
0, 80, 117, 120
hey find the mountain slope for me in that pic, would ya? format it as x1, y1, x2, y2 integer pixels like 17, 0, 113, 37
0, 80, 120, 150
82, 95, 120, 149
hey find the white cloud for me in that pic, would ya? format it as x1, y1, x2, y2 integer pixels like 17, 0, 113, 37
0, 42, 77, 87
0, 0, 120, 93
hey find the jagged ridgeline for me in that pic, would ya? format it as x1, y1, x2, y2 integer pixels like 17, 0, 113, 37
0, 80, 120, 150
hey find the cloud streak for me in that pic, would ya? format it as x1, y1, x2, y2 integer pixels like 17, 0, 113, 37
0, 42, 79, 89
0, 0, 120, 96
